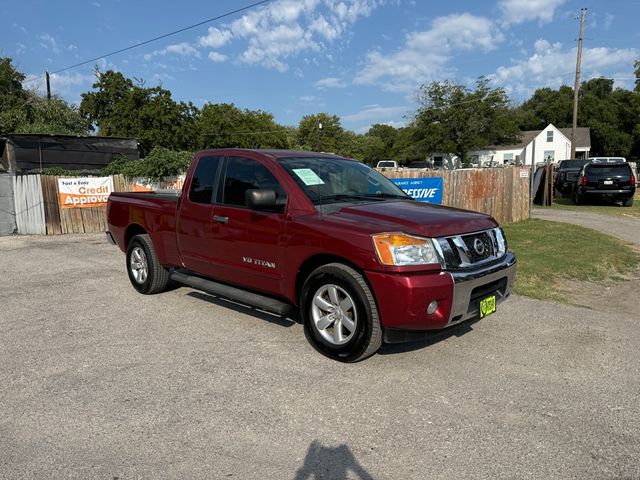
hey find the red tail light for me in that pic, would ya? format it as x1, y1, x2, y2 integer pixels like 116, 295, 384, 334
580, 176, 587, 187
631, 175, 636, 188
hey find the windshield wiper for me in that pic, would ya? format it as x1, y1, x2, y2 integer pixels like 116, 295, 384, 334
315, 193, 386, 204
361, 193, 411, 199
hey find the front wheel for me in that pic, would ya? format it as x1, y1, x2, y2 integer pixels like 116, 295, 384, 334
126, 234, 169, 294
301, 263, 382, 362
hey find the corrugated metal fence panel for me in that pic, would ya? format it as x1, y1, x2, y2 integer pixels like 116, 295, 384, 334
13, 174, 46, 235
378, 167, 530, 224
0, 174, 17, 235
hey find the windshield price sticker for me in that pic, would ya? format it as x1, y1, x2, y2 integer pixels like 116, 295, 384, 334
293, 168, 325, 186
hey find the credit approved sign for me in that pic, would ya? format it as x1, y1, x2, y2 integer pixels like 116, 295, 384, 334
58, 177, 114, 208
391, 177, 443, 204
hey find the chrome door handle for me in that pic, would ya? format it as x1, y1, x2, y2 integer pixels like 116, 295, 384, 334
213, 215, 228, 224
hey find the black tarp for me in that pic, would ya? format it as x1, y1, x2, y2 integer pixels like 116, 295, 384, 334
0, 134, 139, 173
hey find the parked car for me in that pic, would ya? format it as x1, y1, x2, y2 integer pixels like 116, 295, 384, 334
107, 149, 516, 362
407, 161, 432, 169
574, 161, 636, 206
376, 160, 398, 168
588, 157, 627, 164
554, 159, 589, 196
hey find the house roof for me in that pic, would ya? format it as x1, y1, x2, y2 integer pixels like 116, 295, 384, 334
486, 126, 591, 151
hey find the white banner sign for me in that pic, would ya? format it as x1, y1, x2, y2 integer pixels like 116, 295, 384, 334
58, 177, 114, 208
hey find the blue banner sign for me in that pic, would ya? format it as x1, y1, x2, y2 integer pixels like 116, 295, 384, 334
391, 177, 443, 204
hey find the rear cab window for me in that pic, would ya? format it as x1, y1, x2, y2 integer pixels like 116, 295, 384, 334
188, 156, 222, 204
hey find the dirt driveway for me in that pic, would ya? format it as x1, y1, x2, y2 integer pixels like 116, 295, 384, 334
1, 234, 639, 479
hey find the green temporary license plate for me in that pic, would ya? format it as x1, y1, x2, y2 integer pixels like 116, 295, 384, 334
479, 295, 497, 319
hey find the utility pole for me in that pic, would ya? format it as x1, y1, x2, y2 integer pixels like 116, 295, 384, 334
570, 8, 587, 159
45, 71, 51, 100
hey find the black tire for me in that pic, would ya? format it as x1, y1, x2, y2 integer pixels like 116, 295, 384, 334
300, 263, 382, 362
574, 192, 583, 205
126, 234, 169, 294
623, 197, 634, 207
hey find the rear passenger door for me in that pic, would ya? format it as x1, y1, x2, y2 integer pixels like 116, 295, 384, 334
208, 156, 288, 296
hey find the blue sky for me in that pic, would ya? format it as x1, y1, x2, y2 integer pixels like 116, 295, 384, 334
2, 0, 638, 133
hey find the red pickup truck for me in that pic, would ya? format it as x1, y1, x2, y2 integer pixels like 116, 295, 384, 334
107, 149, 516, 361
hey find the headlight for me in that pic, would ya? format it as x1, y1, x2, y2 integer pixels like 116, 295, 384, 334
372, 233, 442, 266
493, 227, 507, 255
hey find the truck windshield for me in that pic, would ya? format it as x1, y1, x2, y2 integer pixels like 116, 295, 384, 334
279, 157, 410, 205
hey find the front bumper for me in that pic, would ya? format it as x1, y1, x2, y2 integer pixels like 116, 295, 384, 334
366, 252, 516, 341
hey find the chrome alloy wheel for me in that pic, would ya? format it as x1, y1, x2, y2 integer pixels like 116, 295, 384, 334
311, 284, 358, 345
130, 246, 148, 284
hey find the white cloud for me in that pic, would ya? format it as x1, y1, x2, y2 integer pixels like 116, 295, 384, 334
23, 71, 93, 103
144, 42, 200, 60
499, 0, 567, 26
39, 33, 61, 54
208, 51, 227, 63
300, 95, 317, 102
355, 13, 502, 92
490, 39, 638, 98
12, 22, 27, 33
198, 27, 233, 48
196, 0, 383, 71
315, 77, 346, 89
342, 104, 410, 123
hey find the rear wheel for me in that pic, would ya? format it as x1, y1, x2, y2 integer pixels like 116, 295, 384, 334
623, 197, 634, 207
126, 234, 169, 294
301, 263, 382, 362
574, 192, 583, 205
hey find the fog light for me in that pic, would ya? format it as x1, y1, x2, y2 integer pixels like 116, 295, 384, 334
427, 300, 438, 315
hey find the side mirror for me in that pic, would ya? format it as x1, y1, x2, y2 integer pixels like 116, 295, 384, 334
245, 188, 278, 210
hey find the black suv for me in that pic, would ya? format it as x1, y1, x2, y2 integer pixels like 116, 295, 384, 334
554, 159, 589, 196
574, 161, 636, 206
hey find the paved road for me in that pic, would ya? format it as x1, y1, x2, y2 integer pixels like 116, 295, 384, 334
1, 235, 639, 479
532, 208, 640, 246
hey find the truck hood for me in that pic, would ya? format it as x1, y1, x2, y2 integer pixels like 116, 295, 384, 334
323, 200, 497, 238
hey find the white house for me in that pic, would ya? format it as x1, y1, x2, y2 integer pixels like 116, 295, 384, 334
470, 124, 591, 166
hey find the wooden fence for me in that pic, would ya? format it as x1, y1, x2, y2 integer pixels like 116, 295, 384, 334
8, 167, 530, 236
378, 167, 530, 224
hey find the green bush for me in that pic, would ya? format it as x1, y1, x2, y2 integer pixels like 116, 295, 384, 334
42, 167, 74, 176
100, 148, 194, 180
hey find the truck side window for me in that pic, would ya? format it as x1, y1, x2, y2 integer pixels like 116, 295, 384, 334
222, 157, 284, 207
189, 156, 221, 204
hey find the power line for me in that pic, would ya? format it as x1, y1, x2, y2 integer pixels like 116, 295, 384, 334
23, 0, 272, 84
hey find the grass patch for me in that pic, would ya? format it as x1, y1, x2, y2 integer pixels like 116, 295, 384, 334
534, 195, 640, 218
502, 219, 640, 302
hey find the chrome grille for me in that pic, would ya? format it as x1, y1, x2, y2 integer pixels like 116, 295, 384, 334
435, 228, 506, 270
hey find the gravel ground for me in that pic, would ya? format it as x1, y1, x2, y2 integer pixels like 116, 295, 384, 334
1, 234, 639, 479
532, 208, 640, 246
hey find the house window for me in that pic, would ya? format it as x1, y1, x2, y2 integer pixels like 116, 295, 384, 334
543, 150, 555, 162
503, 153, 514, 164
547, 130, 553, 142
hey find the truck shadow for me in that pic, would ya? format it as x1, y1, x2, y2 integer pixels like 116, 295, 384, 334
292, 440, 374, 480
378, 318, 480, 355
186, 291, 297, 328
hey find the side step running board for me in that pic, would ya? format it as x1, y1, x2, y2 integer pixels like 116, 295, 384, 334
170, 271, 295, 317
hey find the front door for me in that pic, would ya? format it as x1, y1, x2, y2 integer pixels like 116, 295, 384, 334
208, 156, 288, 296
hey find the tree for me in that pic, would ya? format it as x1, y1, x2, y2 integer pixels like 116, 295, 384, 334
0, 57, 29, 133
297, 113, 344, 153
635, 59, 640, 92
516, 86, 574, 130
196, 103, 290, 150
365, 124, 398, 163
414, 78, 520, 164
16, 93, 90, 135
80, 69, 197, 155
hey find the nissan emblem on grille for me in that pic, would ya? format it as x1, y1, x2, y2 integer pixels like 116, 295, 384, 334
473, 238, 485, 255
